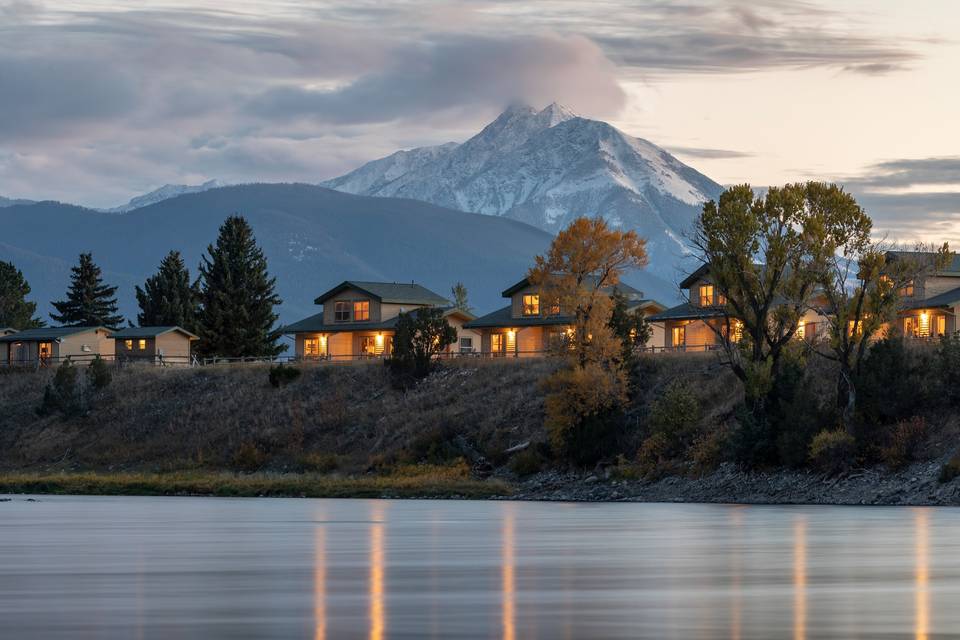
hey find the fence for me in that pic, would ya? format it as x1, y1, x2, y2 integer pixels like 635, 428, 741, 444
1, 353, 196, 369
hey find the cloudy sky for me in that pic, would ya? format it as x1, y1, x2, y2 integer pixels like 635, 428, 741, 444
1, 0, 958, 242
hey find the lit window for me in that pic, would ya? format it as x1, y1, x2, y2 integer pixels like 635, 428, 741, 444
138, 339, 147, 350
304, 337, 323, 357
918, 312, 930, 338
938, 315, 946, 336
672, 325, 685, 347
491, 333, 504, 356
900, 281, 915, 297
795, 323, 805, 340
848, 320, 863, 337
717, 292, 727, 306
334, 301, 351, 322
353, 300, 370, 321
699, 285, 714, 307
732, 320, 743, 342
124, 339, 133, 350
360, 336, 377, 355
522, 294, 540, 316
549, 300, 561, 316
904, 317, 916, 337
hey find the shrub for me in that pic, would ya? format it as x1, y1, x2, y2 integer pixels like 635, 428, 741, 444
856, 336, 928, 426
508, 448, 544, 477
689, 428, 727, 475
88, 355, 112, 390
402, 424, 461, 464
298, 452, 340, 473
881, 416, 927, 470
809, 429, 856, 475
37, 360, 82, 417
935, 335, 960, 408
939, 451, 960, 483
268, 364, 301, 388
635, 431, 670, 477
647, 381, 701, 457
232, 441, 266, 472
542, 363, 626, 466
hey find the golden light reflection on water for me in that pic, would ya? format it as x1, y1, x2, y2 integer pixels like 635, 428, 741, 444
369, 504, 386, 640
502, 507, 516, 640
314, 527, 326, 640
729, 508, 744, 640
915, 509, 930, 640
793, 517, 806, 640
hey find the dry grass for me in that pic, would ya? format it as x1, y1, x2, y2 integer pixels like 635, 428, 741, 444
0, 359, 558, 474
0, 464, 511, 499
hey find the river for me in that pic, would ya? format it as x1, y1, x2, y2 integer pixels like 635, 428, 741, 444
2, 495, 959, 639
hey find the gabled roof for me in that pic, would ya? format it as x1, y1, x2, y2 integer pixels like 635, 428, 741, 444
904, 285, 960, 310
627, 299, 668, 315
110, 326, 199, 340
281, 307, 473, 334
0, 327, 16, 336
0, 326, 110, 343
464, 305, 574, 329
501, 276, 643, 298
679, 264, 711, 289
314, 281, 450, 306
646, 303, 727, 322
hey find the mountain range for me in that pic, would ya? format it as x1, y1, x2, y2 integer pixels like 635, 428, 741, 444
323, 102, 722, 283
0, 104, 722, 324
0, 184, 576, 324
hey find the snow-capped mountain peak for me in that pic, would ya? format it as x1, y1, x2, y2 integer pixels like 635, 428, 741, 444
321, 103, 722, 286
100, 179, 226, 213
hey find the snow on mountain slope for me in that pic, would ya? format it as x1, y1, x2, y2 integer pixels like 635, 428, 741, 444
100, 179, 226, 213
322, 103, 722, 283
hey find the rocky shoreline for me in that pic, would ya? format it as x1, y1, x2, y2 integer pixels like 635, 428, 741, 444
510, 459, 960, 506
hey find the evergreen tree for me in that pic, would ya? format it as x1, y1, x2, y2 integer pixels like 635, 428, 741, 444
136, 250, 200, 331
608, 290, 651, 366
450, 282, 471, 313
196, 215, 282, 357
0, 260, 44, 329
50, 253, 124, 328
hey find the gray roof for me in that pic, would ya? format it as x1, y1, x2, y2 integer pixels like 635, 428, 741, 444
464, 305, 573, 329
0, 326, 109, 343
110, 326, 198, 340
282, 307, 471, 334
904, 285, 960, 310
646, 303, 727, 322
501, 276, 643, 299
314, 281, 450, 306
0, 327, 16, 335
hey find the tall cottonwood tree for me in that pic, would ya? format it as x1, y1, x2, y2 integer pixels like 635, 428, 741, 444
196, 215, 282, 357
814, 238, 951, 431
529, 216, 648, 370
136, 250, 200, 332
450, 282, 471, 313
0, 260, 44, 329
528, 216, 648, 464
50, 253, 124, 328
691, 183, 843, 402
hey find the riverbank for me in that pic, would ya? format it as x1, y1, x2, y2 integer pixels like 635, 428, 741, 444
5, 459, 960, 506
512, 458, 960, 506
0, 466, 510, 499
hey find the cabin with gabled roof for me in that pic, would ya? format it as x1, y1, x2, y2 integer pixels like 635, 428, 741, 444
282, 281, 478, 360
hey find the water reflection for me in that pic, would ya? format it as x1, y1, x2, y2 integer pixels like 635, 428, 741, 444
502, 506, 516, 640
915, 509, 929, 640
793, 516, 807, 640
313, 526, 326, 640
369, 504, 385, 640
3, 497, 960, 639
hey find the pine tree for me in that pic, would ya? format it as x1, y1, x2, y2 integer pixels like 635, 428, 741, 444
50, 253, 124, 328
196, 215, 283, 357
451, 282, 471, 313
0, 260, 44, 329
136, 250, 200, 331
